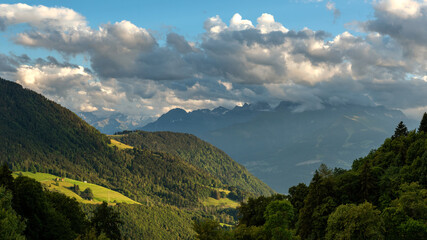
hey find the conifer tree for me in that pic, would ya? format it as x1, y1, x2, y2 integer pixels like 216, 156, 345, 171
418, 112, 427, 133
392, 121, 408, 139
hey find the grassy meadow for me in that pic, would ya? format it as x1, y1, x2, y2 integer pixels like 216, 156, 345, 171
13, 172, 139, 205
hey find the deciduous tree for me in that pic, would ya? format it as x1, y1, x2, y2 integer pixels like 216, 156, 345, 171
326, 202, 384, 240
91, 202, 122, 240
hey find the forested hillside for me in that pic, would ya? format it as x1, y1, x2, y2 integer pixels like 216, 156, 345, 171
111, 131, 274, 196
0, 78, 226, 207
194, 118, 427, 239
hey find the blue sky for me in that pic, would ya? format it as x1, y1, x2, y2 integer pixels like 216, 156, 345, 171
0, 0, 371, 30
0, 0, 372, 57
1, 0, 427, 123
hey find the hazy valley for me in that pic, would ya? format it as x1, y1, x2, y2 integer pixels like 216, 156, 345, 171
83, 102, 417, 193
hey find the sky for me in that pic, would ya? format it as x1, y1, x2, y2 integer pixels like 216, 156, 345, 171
1, 0, 427, 124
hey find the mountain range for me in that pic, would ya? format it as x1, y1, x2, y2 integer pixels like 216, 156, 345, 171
142, 101, 417, 193
77, 111, 150, 135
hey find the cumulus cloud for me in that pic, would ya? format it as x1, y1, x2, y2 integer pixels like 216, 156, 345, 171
363, 0, 427, 71
229, 13, 254, 31
16, 63, 91, 96
201, 15, 349, 85
2, 3, 427, 120
10, 57, 129, 116
0, 3, 87, 31
257, 13, 289, 34
375, 0, 424, 19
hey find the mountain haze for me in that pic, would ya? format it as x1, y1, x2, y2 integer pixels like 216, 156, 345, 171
143, 102, 417, 193
78, 111, 149, 135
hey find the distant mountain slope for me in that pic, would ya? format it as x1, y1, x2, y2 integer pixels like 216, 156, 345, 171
143, 102, 417, 193
144, 102, 271, 136
78, 111, 148, 135
0, 78, 228, 207
111, 131, 274, 196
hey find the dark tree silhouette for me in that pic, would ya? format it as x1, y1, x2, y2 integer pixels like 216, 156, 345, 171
392, 121, 408, 139
91, 202, 123, 240
0, 163, 14, 190
81, 188, 94, 200
418, 112, 427, 133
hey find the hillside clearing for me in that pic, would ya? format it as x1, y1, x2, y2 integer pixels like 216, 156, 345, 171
201, 197, 240, 208
13, 172, 139, 205
108, 139, 134, 150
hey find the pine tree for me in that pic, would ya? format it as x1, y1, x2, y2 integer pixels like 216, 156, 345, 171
418, 112, 427, 133
392, 121, 408, 139
297, 166, 337, 240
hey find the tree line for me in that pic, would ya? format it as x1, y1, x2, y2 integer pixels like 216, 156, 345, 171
0, 164, 123, 240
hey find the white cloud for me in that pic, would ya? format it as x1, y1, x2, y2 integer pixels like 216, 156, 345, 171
256, 13, 288, 34
364, 0, 427, 71
16, 64, 91, 96
375, 0, 425, 19
229, 13, 254, 31
102, 107, 116, 112
80, 103, 98, 112
12, 61, 135, 117
0, 3, 87, 31
204, 15, 228, 34
218, 80, 233, 91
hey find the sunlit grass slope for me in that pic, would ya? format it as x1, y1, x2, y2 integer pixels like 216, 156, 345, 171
201, 197, 240, 208
13, 172, 139, 205
201, 187, 239, 208
108, 138, 133, 150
